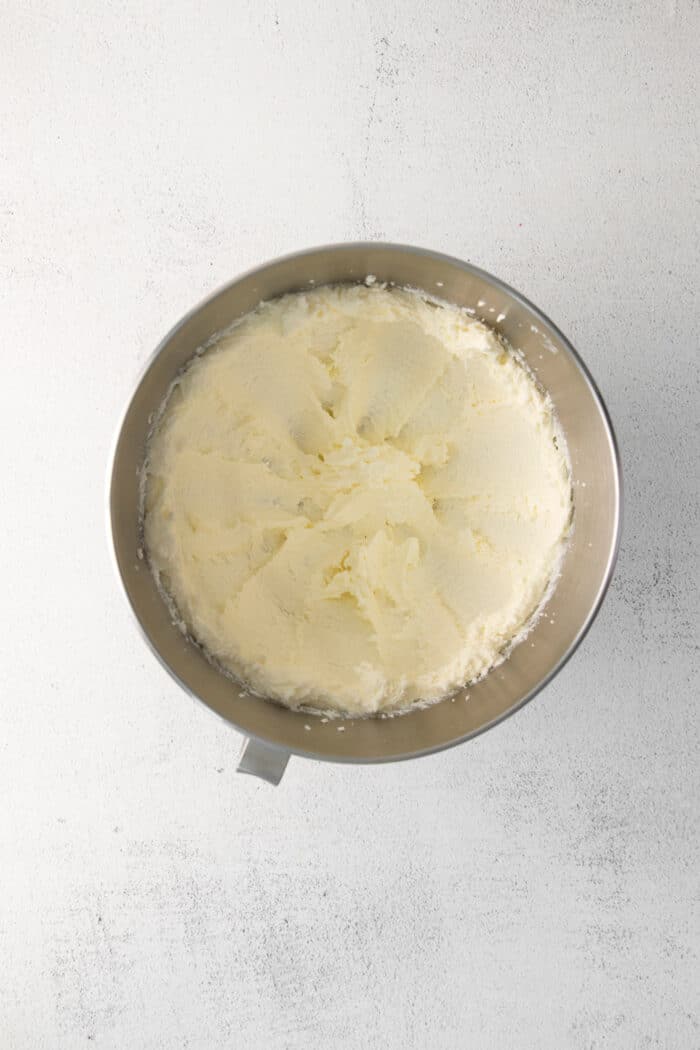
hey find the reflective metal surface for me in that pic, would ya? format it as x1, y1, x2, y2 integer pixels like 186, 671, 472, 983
237, 738, 290, 785
109, 243, 621, 769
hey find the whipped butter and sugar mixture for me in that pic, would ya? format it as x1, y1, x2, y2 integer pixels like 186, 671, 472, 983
144, 285, 571, 716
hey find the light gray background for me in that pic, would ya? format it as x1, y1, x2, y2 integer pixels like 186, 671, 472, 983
1, 2, 698, 1048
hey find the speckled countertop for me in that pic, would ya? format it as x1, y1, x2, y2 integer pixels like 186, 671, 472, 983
1, 2, 698, 1048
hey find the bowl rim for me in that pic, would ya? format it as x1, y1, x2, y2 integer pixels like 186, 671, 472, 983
107, 241, 623, 764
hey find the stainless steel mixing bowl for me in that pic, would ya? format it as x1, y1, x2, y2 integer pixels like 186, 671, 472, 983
109, 243, 621, 784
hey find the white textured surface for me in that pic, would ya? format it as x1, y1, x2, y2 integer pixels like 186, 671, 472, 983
1, 2, 698, 1047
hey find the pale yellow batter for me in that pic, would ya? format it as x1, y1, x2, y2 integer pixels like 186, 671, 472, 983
144, 285, 571, 715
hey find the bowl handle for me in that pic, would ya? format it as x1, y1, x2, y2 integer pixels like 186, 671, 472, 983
236, 738, 290, 785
